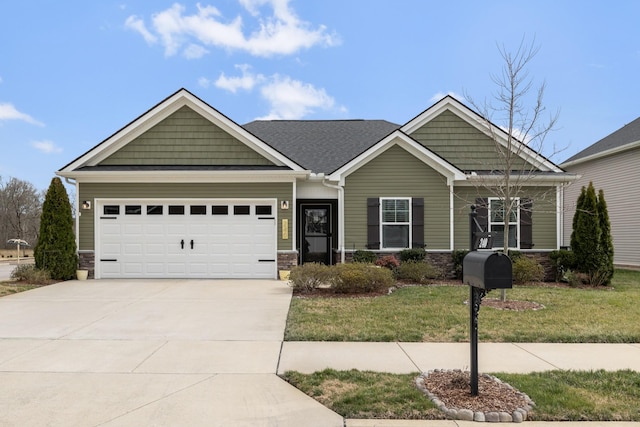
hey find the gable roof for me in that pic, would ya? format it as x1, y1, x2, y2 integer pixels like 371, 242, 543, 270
243, 119, 400, 174
403, 95, 564, 173
327, 130, 466, 185
58, 88, 305, 175
562, 116, 640, 167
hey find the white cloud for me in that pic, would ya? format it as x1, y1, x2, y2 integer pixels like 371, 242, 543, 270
258, 75, 335, 120
32, 140, 62, 154
198, 77, 212, 88
0, 103, 44, 126
214, 64, 265, 93
430, 91, 464, 103
125, 1, 339, 58
183, 43, 209, 59
124, 15, 158, 44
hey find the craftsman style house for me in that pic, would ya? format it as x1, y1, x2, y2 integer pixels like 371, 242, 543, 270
57, 89, 574, 279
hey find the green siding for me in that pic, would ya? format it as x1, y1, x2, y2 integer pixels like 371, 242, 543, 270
344, 144, 450, 250
409, 110, 536, 171
78, 182, 293, 251
101, 106, 274, 166
453, 186, 558, 250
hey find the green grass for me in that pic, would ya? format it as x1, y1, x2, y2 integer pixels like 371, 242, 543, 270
0, 283, 39, 297
285, 269, 640, 342
282, 369, 640, 421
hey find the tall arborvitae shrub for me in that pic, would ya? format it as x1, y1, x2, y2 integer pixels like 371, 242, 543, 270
597, 188, 614, 285
570, 182, 614, 285
34, 177, 77, 280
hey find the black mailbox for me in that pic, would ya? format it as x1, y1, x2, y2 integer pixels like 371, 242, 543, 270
463, 251, 513, 289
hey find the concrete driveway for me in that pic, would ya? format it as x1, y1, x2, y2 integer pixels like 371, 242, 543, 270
0, 279, 342, 427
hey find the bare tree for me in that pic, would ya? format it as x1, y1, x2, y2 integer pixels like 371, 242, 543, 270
465, 38, 562, 299
0, 176, 43, 251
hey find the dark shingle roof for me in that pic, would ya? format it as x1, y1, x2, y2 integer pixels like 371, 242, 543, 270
563, 116, 640, 164
243, 119, 401, 173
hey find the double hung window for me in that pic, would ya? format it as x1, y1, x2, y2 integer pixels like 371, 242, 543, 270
488, 197, 520, 249
381, 198, 411, 249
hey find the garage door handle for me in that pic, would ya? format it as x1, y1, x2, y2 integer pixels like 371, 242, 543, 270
190, 239, 194, 249
181, 239, 184, 249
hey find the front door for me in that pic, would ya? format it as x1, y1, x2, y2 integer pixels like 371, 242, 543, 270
301, 204, 332, 265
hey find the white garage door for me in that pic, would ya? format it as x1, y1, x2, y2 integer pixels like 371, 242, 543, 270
96, 199, 277, 279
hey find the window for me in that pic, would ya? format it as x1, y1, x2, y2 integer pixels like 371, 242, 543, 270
103, 205, 120, 215
168, 205, 185, 215
380, 198, 411, 249
125, 205, 142, 215
212, 205, 229, 215
190, 205, 206, 215
256, 205, 272, 215
147, 205, 163, 215
234, 205, 250, 215
488, 198, 519, 249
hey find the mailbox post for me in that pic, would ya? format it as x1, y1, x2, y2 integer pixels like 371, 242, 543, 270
464, 206, 512, 396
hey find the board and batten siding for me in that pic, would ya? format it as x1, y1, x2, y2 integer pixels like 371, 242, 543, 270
343, 144, 451, 250
409, 110, 535, 172
101, 106, 274, 166
453, 186, 558, 250
78, 182, 293, 251
563, 147, 640, 266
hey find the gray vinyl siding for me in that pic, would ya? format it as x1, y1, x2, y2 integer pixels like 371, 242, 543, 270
563, 147, 640, 266
344, 144, 450, 250
453, 186, 558, 250
409, 110, 536, 171
101, 106, 274, 166
78, 182, 293, 251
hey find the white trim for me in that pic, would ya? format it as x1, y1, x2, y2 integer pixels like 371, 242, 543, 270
59, 89, 305, 174
328, 131, 466, 185
402, 96, 562, 173
488, 197, 521, 250
449, 184, 454, 251
379, 197, 412, 250
556, 185, 563, 250
458, 173, 576, 185
58, 170, 308, 184
560, 139, 640, 168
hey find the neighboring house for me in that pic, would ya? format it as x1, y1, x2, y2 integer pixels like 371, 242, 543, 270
561, 117, 640, 268
57, 89, 574, 279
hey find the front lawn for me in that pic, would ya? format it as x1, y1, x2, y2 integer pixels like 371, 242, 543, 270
285, 269, 640, 342
282, 369, 640, 421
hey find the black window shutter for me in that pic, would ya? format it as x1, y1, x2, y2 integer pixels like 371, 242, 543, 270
520, 198, 533, 249
475, 198, 488, 233
412, 198, 425, 248
366, 198, 380, 249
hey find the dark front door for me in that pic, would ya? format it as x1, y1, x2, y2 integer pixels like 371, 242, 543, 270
301, 204, 332, 265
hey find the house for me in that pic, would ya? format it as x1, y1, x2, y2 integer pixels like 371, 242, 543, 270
57, 89, 575, 279
561, 116, 640, 268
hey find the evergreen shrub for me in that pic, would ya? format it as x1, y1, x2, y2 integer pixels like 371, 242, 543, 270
398, 248, 426, 263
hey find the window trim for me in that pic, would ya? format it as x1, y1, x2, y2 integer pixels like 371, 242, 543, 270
488, 197, 520, 250
379, 197, 412, 249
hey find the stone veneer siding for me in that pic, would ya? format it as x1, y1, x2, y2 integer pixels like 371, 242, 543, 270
78, 251, 95, 279
277, 251, 298, 272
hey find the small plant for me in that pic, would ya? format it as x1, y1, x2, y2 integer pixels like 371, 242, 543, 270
451, 250, 469, 279
288, 263, 332, 292
10, 264, 51, 285
352, 250, 377, 263
329, 263, 394, 294
375, 255, 400, 272
549, 249, 576, 282
399, 248, 426, 263
396, 261, 441, 284
512, 256, 544, 284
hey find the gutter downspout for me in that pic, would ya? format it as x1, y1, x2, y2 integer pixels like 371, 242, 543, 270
321, 178, 345, 264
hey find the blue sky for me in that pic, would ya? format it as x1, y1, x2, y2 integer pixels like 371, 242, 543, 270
1, 0, 639, 191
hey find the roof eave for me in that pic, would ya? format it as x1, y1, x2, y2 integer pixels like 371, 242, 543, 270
561, 139, 640, 168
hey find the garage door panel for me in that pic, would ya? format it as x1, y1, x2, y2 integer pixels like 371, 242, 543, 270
98, 200, 276, 279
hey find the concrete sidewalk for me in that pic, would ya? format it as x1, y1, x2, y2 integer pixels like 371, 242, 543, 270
278, 341, 640, 374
